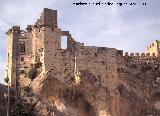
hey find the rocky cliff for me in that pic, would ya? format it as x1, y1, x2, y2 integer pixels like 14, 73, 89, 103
12, 56, 160, 116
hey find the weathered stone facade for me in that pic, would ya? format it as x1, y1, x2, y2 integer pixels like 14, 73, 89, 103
5, 8, 160, 116
146, 40, 160, 56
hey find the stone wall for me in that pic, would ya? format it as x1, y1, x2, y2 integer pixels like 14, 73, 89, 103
146, 40, 160, 56
6, 8, 160, 116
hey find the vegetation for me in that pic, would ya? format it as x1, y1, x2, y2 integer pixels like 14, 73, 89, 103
28, 61, 42, 80
11, 89, 34, 116
28, 66, 37, 80
4, 76, 9, 83
12, 99, 34, 116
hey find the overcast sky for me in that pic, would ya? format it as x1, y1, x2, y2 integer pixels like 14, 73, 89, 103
0, 0, 160, 83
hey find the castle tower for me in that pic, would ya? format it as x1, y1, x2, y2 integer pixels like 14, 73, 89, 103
32, 8, 62, 73
36, 8, 57, 27
5, 8, 72, 89
6, 26, 20, 88
5, 8, 63, 90
6, 25, 33, 89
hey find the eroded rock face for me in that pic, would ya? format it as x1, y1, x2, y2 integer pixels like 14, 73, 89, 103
29, 57, 160, 116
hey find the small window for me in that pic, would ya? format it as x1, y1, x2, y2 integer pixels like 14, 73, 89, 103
61, 36, 67, 49
21, 57, 24, 62
20, 41, 25, 53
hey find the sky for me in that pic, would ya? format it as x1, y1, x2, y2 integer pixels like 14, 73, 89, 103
0, 0, 160, 83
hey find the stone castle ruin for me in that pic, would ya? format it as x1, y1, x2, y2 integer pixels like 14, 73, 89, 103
5, 8, 160, 116
146, 40, 160, 57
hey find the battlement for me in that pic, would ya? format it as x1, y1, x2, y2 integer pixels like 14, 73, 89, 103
123, 52, 159, 58
6, 26, 21, 35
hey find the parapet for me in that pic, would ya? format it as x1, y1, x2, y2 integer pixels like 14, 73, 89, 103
123, 52, 158, 59
125, 52, 129, 57
141, 53, 145, 57
6, 26, 20, 35
117, 50, 123, 56
130, 53, 134, 57
135, 53, 140, 57
26, 25, 32, 32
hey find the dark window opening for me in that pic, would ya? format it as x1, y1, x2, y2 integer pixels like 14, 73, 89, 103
20, 70, 25, 73
20, 41, 25, 53
21, 57, 24, 62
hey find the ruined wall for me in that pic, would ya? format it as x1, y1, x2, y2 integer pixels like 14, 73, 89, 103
6, 25, 34, 88
6, 8, 160, 116
32, 26, 43, 63
42, 27, 61, 73
17, 29, 33, 87
6, 26, 20, 88
146, 40, 160, 56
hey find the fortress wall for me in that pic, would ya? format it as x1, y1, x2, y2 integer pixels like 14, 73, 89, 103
32, 27, 44, 63
42, 27, 61, 73
124, 52, 159, 58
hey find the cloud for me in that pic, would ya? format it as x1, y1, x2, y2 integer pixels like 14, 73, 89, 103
0, 17, 10, 32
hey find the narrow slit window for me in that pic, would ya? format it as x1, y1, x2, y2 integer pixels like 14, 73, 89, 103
61, 36, 67, 49
21, 57, 24, 62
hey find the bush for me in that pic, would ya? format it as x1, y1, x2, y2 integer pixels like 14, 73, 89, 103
11, 98, 34, 116
4, 77, 9, 83
28, 66, 37, 80
28, 61, 42, 80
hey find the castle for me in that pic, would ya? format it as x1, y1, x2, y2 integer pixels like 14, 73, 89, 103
5, 8, 160, 116
6, 8, 122, 89
6, 8, 159, 89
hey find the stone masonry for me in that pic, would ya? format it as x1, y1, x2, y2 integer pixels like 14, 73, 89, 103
146, 40, 160, 57
5, 8, 160, 116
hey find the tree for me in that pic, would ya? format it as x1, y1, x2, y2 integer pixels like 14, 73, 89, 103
11, 96, 34, 116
